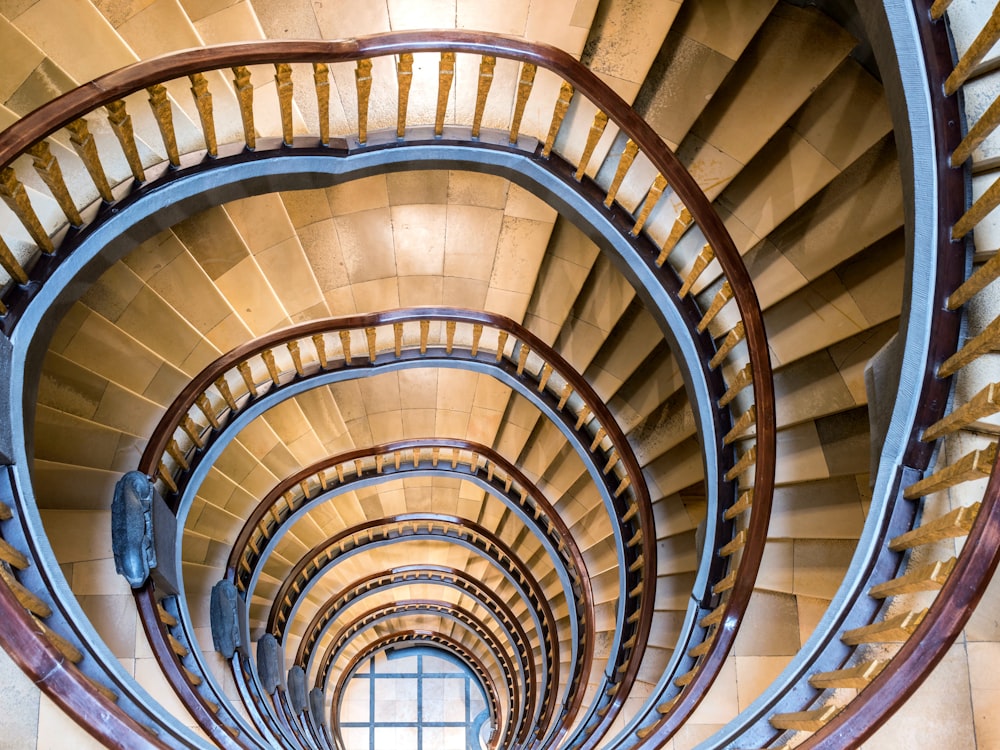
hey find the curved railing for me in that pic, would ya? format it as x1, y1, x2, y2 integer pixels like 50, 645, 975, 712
0, 31, 775, 748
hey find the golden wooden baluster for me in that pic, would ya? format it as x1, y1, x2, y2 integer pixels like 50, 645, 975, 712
158, 462, 178, 493
214, 376, 237, 411
654, 207, 694, 267
0, 234, 28, 284
28, 141, 82, 225
0, 565, 51, 617
287, 340, 304, 376
435, 52, 456, 136
106, 100, 146, 181
339, 330, 352, 365
771, 705, 842, 732
575, 405, 592, 430
940, 315, 1000, 377
495, 330, 509, 361
0, 298, 7, 316
395, 53, 414, 138
632, 174, 667, 235
146, 85, 181, 167
516, 343, 529, 375
923, 381, 1000, 441
590, 426, 607, 452
166, 439, 189, 471
0, 167, 53, 252
575, 110, 608, 181
952, 95, 1000, 167
604, 139, 639, 208
420, 319, 430, 354
889, 502, 980, 551
697, 281, 734, 333
471, 323, 483, 356
712, 570, 736, 594
0, 537, 29, 569
930, 0, 953, 19
723, 405, 756, 445
810, 660, 887, 690
275, 63, 294, 145
725, 444, 757, 482
710, 321, 746, 370
181, 415, 204, 449
509, 63, 536, 144
558, 384, 573, 410
719, 529, 747, 557
679, 244, 715, 298
954, 174, 1000, 240
472, 55, 496, 138
366, 326, 377, 361
700, 603, 725, 628
945, 10, 1000, 95
542, 82, 574, 158
312, 333, 328, 369
312, 63, 330, 146
904, 442, 998, 499
445, 320, 456, 354
870, 557, 956, 598
614, 477, 631, 499
725, 489, 753, 520
719, 362, 753, 407
537, 363, 553, 392
65, 118, 114, 202
188, 73, 218, 157
261, 348, 280, 384
394, 321, 403, 356
232, 66, 256, 150
237, 361, 256, 396
948, 249, 1000, 309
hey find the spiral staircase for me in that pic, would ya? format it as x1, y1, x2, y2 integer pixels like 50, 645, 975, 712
0, 0, 998, 748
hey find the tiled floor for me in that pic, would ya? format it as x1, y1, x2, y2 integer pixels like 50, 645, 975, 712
340, 648, 489, 750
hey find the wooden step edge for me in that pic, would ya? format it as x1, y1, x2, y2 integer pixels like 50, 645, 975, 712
808, 659, 888, 689
842, 608, 927, 645
869, 557, 956, 599
770, 703, 843, 731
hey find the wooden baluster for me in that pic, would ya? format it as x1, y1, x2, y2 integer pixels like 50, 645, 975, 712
810, 660, 887, 690
713, 570, 736, 594
395, 53, 413, 138
472, 55, 496, 138
432, 447, 440, 467
930, 0, 953, 19
339, 330, 352, 365
65, 118, 114, 202
28, 142, 81, 226
394, 321, 403, 356
287, 340, 304, 376
719, 363, 753, 407
945, 10, 1000, 95
679, 244, 715, 298
700, 603, 725, 628
312, 333, 328, 369
697, 281, 734, 333
365, 326, 377, 362
445, 320, 456, 354
36, 617, 83, 663
274, 63, 294, 145
180, 415, 204, 448
542, 82, 574, 158
313, 63, 330, 146
158, 462, 178, 494
0, 235, 28, 284
719, 529, 747, 557
575, 111, 608, 181
575, 405, 592, 430
604, 139, 638, 208
232, 66, 256, 150
904, 442, 998, 499
166, 439, 189, 471
435, 52, 456, 136
495, 330, 509, 361
413, 447, 421, 467
420, 319, 430, 354
632, 174, 667, 235
0, 565, 51, 617
237, 360, 257, 397
509, 63, 536, 144
725, 489, 753, 520
771, 705, 842, 732
516, 343, 529, 375
709, 322, 746, 369
654, 207, 694, 267
105, 100, 145, 182
952, 95, 1000, 167
590, 426, 607, 452
146, 84, 181, 167
924, 381, 1000, 441
451, 448, 459, 469
603, 449, 619, 475
723, 405, 756, 445
558, 384, 573, 410
0, 537, 29, 569
188, 73, 217, 157
214, 376, 237, 411
890, 502, 980, 551
375, 454, 384, 474
537, 363, 553, 392
0, 168, 53, 252
725, 444, 757, 482
954, 176, 1000, 240
471, 323, 483, 356
940, 316, 1000, 377
870, 557, 956, 598
261, 349, 281, 385
614, 477, 631, 499
949, 249, 1000, 309
355, 59, 373, 144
